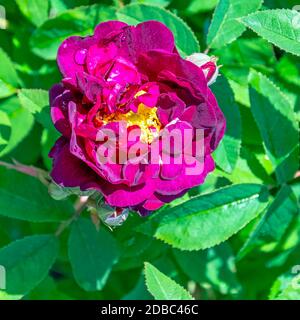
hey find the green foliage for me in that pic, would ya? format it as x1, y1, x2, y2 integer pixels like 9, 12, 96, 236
144, 262, 193, 299
173, 243, 241, 296
270, 269, 300, 300
18, 89, 53, 130
116, 4, 200, 56
0, 0, 299, 301
0, 48, 21, 90
207, 0, 263, 49
138, 184, 269, 250
212, 75, 241, 173
16, 0, 50, 27
31, 5, 117, 60
249, 70, 299, 183
0, 167, 74, 222
186, 0, 219, 14
238, 185, 299, 259
0, 97, 34, 157
241, 9, 300, 56
0, 235, 59, 295
69, 218, 120, 291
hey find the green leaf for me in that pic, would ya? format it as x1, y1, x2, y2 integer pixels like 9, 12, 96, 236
238, 185, 299, 259
18, 89, 53, 130
173, 243, 241, 295
0, 79, 16, 99
0, 167, 74, 222
240, 9, 300, 56
0, 47, 21, 88
270, 268, 300, 300
215, 38, 276, 85
0, 97, 34, 158
123, 275, 152, 300
30, 5, 117, 60
249, 70, 299, 183
144, 262, 193, 300
3, 124, 42, 165
186, 0, 219, 14
130, 0, 170, 8
0, 235, 59, 295
116, 4, 200, 57
16, 0, 49, 27
264, 0, 300, 9
207, 0, 262, 49
212, 76, 241, 173
26, 276, 72, 300
69, 218, 120, 291
138, 184, 269, 250
49, 0, 89, 15
276, 54, 300, 88
217, 146, 274, 185
0, 291, 23, 300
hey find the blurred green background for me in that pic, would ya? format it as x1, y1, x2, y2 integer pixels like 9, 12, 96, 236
0, 0, 299, 300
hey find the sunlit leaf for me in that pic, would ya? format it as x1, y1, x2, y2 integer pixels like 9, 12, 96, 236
144, 262, 193, 300
138, 184, 269, 250
207, 0, 262, 49
0, 235, 59, 295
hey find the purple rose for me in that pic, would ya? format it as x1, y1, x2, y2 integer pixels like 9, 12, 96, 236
49, 20, 225, 215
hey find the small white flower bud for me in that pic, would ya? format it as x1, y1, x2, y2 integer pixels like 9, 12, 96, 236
187, 53, 219, 86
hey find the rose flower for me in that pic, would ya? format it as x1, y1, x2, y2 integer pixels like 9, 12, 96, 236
49, 21, 225, 216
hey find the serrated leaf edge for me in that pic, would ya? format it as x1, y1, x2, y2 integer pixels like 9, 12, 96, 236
144, 262, 193, 299
239, 9, 300, 57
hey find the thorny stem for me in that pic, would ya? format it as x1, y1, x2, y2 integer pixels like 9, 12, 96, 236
0, 160, 50, 186
55, 196, 91, 237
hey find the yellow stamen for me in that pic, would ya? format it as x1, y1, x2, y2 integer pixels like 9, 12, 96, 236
134, 90, 147, 98
102, 103, 161, 143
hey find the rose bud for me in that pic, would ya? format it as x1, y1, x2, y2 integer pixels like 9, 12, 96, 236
186, 53, 219, 85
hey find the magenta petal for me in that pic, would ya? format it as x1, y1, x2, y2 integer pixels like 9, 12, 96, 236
49, 137, 101, 190
134, 21, 175, 55
57, 36, 96, 79
106, 57, 141, 85
94, 21, 128, 40
154, 189, 188, 204
49, 83, 64, 105
142, 195, 165, 211
160, 162, 184, 180
155, 155, 215, 196
157, 92, 185, 125
86, 42, 118, 76
50, 87, 72, 137
207, 88, 226, 150
122, 162, 145, 186
138, 50, 208, 101
104, 181, 156, 207
136, 82, 160, 107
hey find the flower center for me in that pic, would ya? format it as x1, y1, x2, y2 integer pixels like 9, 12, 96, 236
102, 103, 161, 144
95, 89, 162, 144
